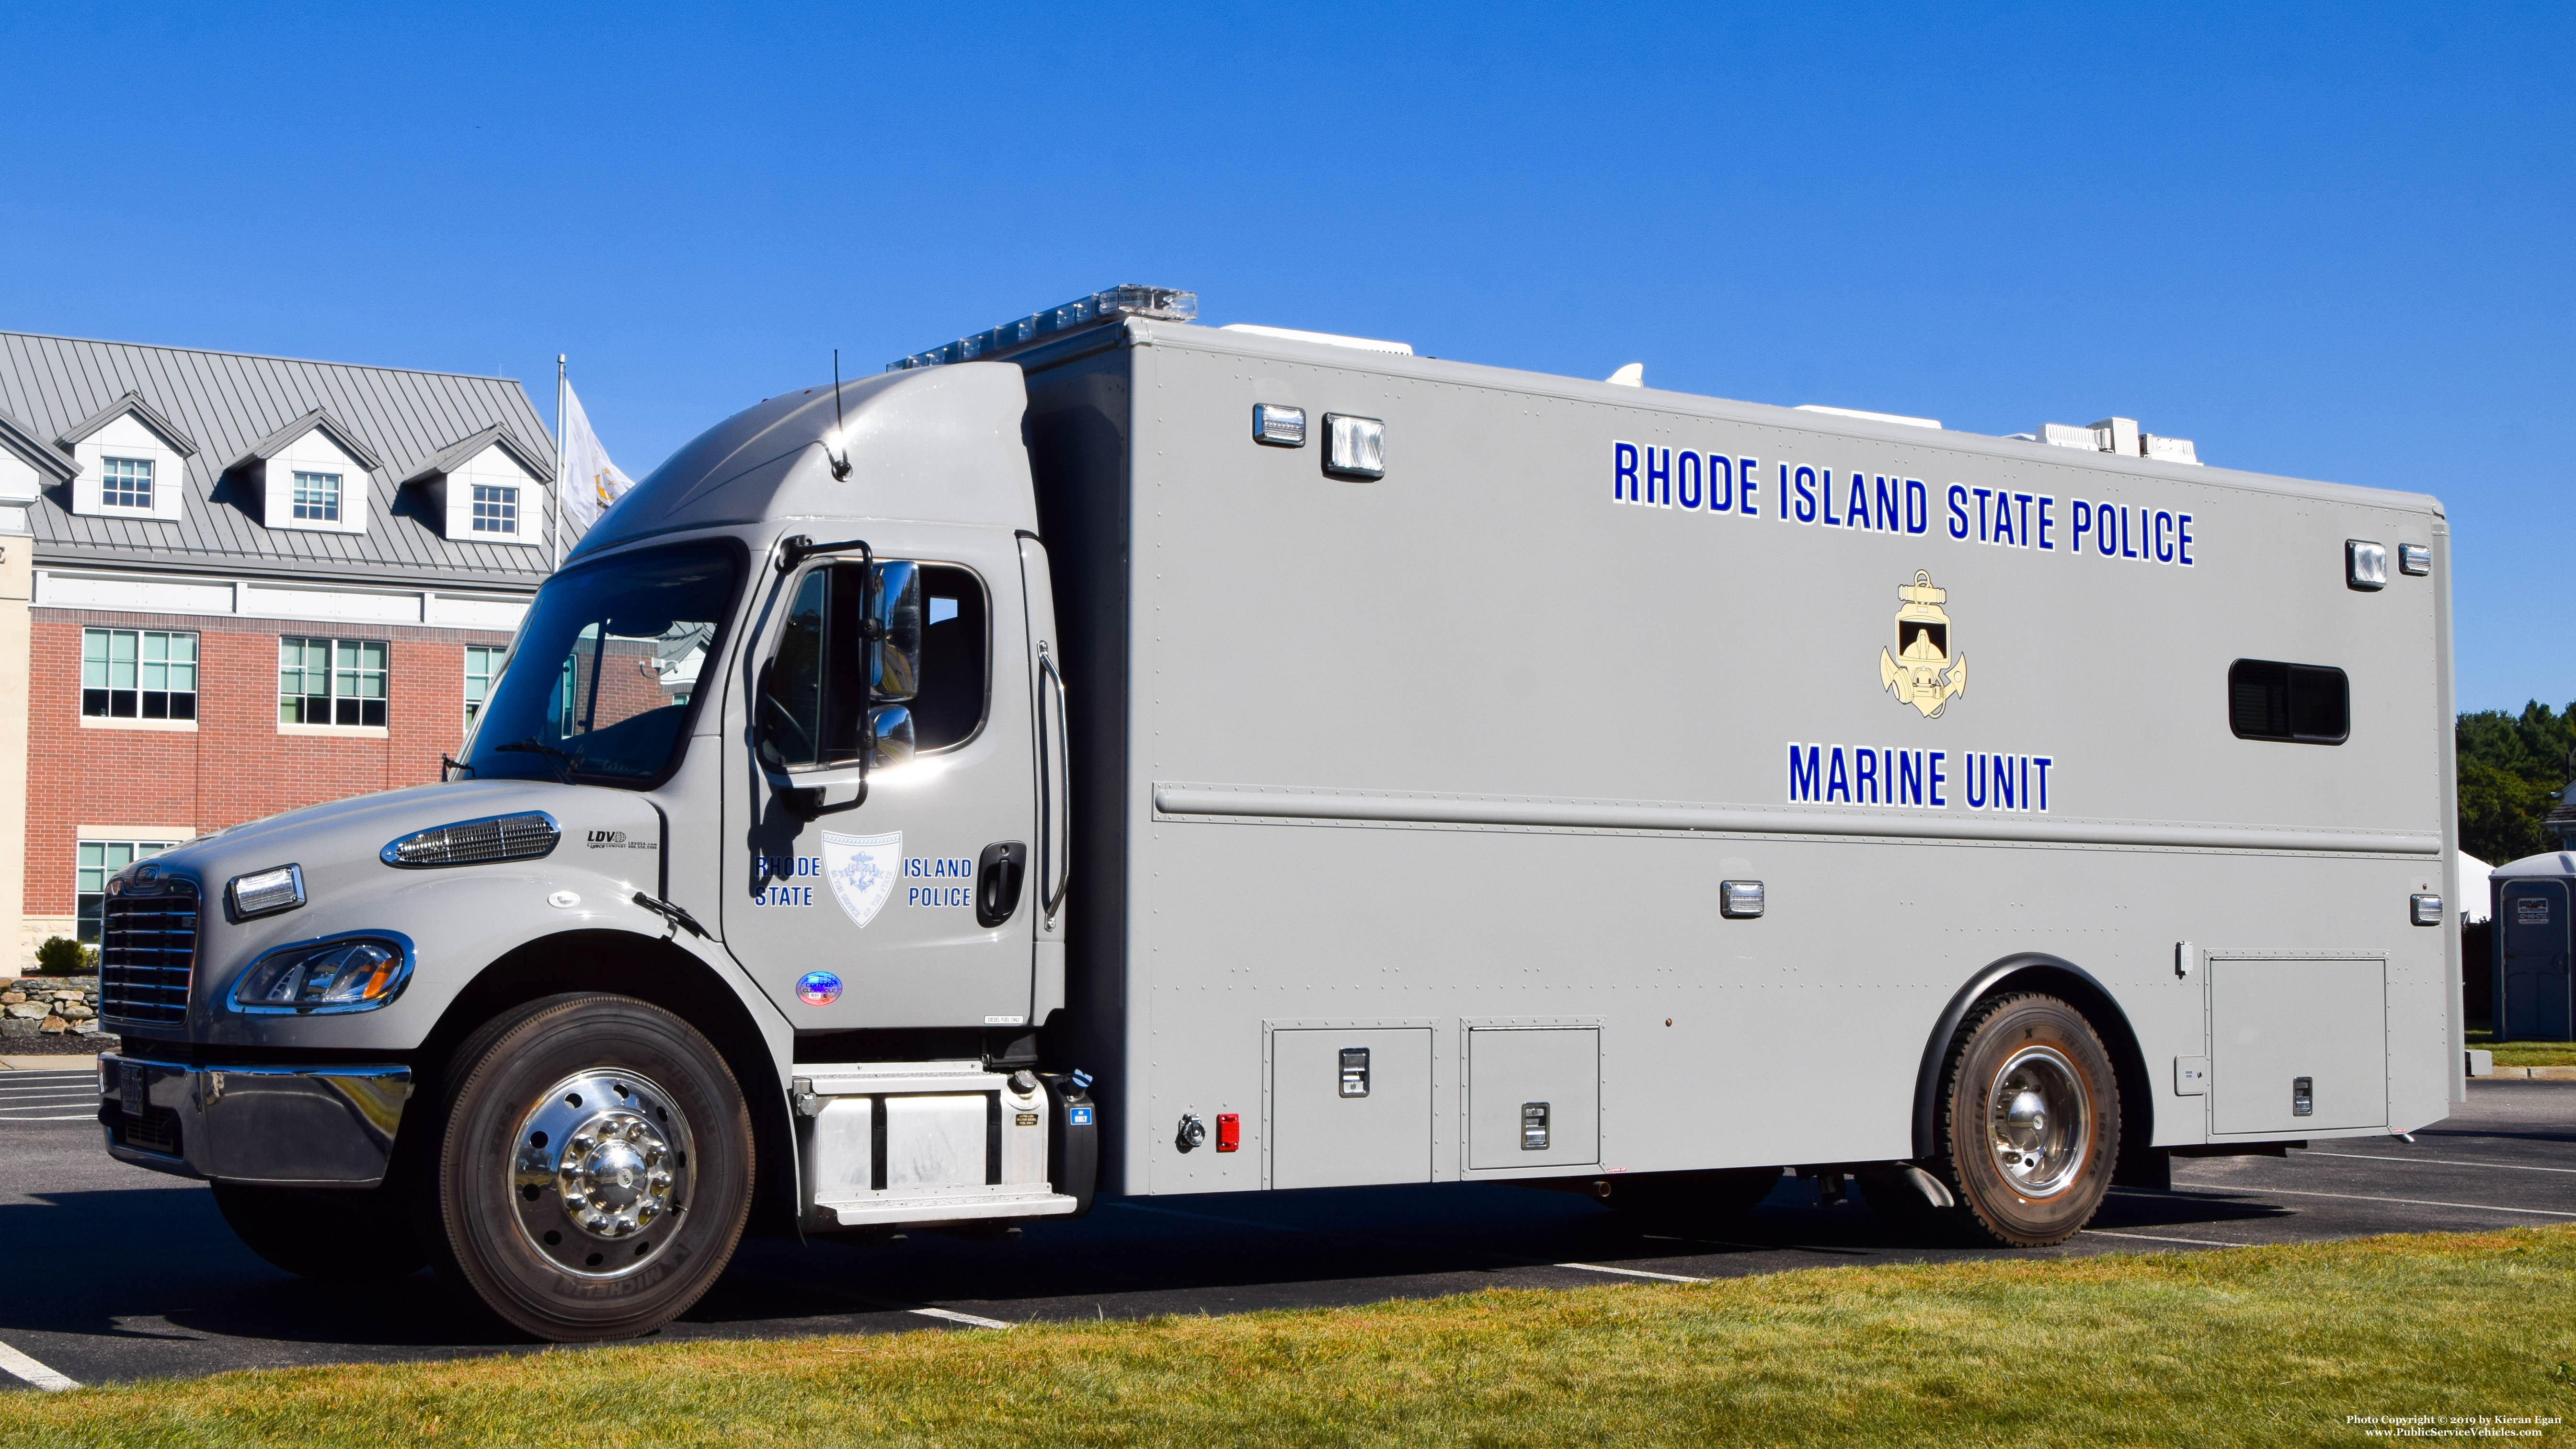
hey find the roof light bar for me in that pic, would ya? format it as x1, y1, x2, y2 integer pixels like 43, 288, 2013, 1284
888, 286, 1198, 372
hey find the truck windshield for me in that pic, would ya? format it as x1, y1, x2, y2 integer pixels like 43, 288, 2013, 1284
462, 540, 742, 785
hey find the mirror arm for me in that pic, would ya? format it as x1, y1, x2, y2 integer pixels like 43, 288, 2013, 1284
769, 764, 867, 819
776, 534, 874, 574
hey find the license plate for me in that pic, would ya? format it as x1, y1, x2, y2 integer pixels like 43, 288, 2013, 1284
119, 1059, 145, 1118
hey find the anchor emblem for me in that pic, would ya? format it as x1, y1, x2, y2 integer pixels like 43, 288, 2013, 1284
1878, 570, 1968, 718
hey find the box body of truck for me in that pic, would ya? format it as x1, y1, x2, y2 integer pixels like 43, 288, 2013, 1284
1012, 318, 2459, 1197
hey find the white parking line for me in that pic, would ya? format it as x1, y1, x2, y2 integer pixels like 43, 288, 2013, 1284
908, 1306, 1013, 1330
1554, 1261, 1706, 1283
2166, 1183, 2576, 1218
2084, 1229, 2244, 1248
2299, 1150, 2576, 1175
0, 1338, 79, 1392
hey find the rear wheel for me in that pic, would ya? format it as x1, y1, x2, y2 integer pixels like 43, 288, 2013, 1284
415, 993, 754, 1341
213, 1180, 426, 1280
1926, 992, 2120, 1246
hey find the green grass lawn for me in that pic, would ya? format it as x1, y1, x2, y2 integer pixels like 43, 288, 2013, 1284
2469, 1031, 2576, 1067
9, 1228, 2572, 1448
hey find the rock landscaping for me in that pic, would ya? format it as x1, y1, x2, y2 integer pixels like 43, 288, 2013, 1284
0, 976, 108, 1041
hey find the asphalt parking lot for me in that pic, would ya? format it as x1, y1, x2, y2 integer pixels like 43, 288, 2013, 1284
3, 1068, 2569, 1391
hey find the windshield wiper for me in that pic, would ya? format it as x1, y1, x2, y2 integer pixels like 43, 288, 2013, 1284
495, 737, 583, 784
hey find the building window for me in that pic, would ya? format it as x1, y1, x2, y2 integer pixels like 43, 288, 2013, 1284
82, 628, 198, 720
464, 644, 506, 730
292, 470, 342, 522
77, 840, 172, 944
280, 636, 389, 727
471, 484, 518, 533
102, 456, 153, 509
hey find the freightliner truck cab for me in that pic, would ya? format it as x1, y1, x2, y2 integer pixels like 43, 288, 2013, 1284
97, 352, 1087, 1341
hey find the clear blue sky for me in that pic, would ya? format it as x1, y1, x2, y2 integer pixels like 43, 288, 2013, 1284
4, 3, 2566, 710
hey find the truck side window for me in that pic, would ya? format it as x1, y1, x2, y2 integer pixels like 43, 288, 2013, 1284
758, 566, 870, 770
911, 565, 987, 752
2228, 659, 2348, 745
756, 562, 988, 770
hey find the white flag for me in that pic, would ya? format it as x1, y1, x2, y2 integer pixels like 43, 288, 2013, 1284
559, 380, 634, 532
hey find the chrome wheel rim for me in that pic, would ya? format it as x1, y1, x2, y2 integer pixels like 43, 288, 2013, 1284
508, 1069, 694, 1278
1986, 1046, 2089, 1198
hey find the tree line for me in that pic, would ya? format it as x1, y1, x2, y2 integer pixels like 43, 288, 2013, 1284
2457, 702, 2576, 864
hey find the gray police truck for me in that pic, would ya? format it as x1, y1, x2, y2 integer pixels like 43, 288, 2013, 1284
95, 286, 2461, 1341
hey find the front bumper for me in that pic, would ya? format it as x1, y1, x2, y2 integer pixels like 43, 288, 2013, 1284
99, 1053, 412, 1187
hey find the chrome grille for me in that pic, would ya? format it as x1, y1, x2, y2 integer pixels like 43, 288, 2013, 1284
100, 881, 199, 1026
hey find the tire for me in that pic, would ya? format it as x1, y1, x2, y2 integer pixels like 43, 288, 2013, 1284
213, 1180, 427, 1281
414, 993, 754, 1341
1925, 992, 2121, 1247
1603, 1167, 1783, 1230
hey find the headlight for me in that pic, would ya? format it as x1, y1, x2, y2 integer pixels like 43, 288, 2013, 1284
230, 935, 412, 1014
228, 863, 305, 920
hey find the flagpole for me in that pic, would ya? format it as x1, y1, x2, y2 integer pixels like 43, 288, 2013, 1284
553, 354, 567, 573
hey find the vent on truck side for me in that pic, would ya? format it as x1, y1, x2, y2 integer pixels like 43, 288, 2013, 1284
100, 880, 199, 1027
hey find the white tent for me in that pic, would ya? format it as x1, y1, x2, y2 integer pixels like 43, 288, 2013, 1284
2456, 850, 2495, 922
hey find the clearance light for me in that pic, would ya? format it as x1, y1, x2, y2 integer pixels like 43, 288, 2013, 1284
1252, 404, 1306, 447
888, 286, 1197, 372
227, 863, 305, 920
1322, 414, 1384, 479
230, 935, 412, 1014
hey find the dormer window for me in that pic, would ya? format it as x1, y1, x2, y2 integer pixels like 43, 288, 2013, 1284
59, 392, 195, 522
226, 407, 377, 535
293, 470, 342, 522
401, 425, 549, 546
102, 457, 154, 509
471, 483, 519, 533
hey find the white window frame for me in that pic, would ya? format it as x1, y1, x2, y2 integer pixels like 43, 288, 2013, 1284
81, 627, 199, 724
470, 483, 519, 534
279, 635, 390, 730
292, 470, 342, 522
100, 456, 153, 510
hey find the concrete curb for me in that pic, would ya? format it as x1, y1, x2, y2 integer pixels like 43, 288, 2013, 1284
2476, 1064, 2576, 1081
0, 1054, 99, 1071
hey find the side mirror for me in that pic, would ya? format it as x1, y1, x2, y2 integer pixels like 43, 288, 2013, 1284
869, 561, 922, 704
868, 705, 915, 769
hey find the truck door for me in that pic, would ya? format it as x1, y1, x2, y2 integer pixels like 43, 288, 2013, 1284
2498, 878, 2574, 1042
724, 532, 1040, 1031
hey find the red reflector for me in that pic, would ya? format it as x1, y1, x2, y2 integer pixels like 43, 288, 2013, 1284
1214, 1112, 1239, 1152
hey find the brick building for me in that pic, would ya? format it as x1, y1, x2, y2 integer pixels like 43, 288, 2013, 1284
0, 331, 572, 967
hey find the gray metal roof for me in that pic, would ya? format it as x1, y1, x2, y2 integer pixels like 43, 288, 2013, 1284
57, 389, 197, 456
229, 405, 385, 475
398, 422, 551, 489
0, 329, 575, 589
0, 407, 74, 483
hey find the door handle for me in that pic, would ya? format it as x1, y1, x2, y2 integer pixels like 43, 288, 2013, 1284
976, 842, 1028, 929
1038, 648, 1071, 918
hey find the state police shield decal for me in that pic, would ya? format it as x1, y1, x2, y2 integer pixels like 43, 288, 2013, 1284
821, 830, 902, 928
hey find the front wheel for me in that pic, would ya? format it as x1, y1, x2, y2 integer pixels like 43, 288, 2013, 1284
1925, 992, 2121, 1247
416, 993, 755, 1341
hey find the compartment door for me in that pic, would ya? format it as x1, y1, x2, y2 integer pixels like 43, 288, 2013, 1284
1267, 1027, 1432, 1189
2210, 957, 2386, 1135
1466, 1026, 1600, 1171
